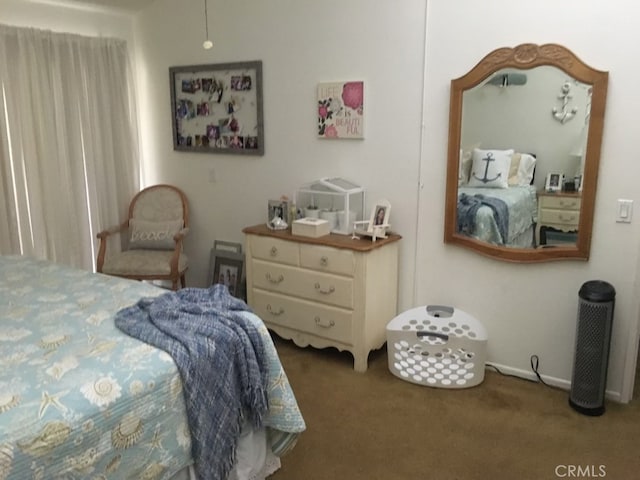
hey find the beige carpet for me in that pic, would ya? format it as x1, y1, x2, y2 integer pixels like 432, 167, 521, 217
270, 335, 640, 480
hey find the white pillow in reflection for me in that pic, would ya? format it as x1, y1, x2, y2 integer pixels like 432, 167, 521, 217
467, 148, 513, 189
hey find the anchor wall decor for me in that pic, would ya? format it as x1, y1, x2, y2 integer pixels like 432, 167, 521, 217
552, 81, 578, 124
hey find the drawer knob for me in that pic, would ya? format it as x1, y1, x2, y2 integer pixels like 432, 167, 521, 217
320, 256, 329, 266
314, 282, 335, 295
315, 316, 335, 328
270, 246, 278, 257
266, 272, 284, 284
266, 304, 284, 316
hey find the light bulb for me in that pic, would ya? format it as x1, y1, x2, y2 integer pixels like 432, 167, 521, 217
202, 0, 213, 51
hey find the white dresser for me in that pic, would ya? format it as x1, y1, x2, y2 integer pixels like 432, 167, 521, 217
243, 224, 401, 372
536, 191, 581, 246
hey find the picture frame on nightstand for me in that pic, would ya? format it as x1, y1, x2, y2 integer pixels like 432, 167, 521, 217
545, 172, 564, 192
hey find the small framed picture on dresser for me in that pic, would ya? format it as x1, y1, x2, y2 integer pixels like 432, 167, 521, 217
545, 172, 564, 192
267, 199, 289, 229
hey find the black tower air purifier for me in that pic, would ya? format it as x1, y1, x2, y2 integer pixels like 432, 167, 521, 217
569, 280, 615, 416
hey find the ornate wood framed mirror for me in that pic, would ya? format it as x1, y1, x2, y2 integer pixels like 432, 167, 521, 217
444, 43, 608, 262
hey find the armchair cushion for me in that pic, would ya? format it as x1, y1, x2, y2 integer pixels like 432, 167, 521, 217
129, 219, 183, 250
102, 250, 189, 276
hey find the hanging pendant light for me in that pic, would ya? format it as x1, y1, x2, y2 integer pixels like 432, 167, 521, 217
203, 0, 213, 50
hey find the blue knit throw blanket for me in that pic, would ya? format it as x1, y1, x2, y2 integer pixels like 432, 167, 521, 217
457, 193, 509, 244
114, 284, 269, 480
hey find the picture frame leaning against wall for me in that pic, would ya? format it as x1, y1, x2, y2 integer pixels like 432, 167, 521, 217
208, 241, 245, 299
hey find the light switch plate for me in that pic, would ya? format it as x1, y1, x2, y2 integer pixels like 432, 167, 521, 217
616, 199, 633, 223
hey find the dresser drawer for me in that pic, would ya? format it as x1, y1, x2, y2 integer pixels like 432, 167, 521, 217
249, 235, 299, 266
252, 290, 353, 345
251, 259, 354, 309
539, 195, 581, 210
539, 209, 580, 226
300, 244, 355, 276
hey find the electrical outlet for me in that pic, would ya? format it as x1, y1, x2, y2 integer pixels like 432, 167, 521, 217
208, 167, 216, 183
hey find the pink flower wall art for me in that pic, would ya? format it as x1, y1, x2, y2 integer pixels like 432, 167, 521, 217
317, 81, 364, 139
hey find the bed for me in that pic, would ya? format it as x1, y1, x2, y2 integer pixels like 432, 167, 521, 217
0, 254, 305, 480
457, 185, 538, 247
457, 148, 538, 247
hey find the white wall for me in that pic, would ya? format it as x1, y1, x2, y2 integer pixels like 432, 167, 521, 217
418, 0, 640, 401
133, 0, 426, 314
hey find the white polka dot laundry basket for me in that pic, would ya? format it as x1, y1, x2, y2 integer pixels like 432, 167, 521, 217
386, 305, 487, 388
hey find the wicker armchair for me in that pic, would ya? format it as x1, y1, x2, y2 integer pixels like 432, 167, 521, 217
96, 184, 189, 290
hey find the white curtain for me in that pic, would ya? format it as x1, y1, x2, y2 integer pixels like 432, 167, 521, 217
0, 24, 140, 270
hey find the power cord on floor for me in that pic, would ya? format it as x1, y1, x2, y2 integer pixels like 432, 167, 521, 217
486, 354, 564, 390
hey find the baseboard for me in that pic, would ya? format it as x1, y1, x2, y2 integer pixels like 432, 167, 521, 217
485, 362, 622, 403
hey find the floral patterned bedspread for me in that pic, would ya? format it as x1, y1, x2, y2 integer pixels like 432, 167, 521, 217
458, 185, 537, 246
0, 255, 305, 480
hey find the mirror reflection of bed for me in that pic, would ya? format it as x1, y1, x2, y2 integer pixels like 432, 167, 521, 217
457, 149, 539, 248
444, 43, 608, 262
